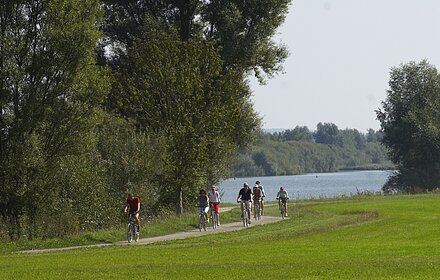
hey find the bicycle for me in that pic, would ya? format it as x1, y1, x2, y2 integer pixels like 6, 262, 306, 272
279, 198, 288, 219
238, 200, 250, 227
210, 204, 218, 229
253, 198, 262, 220
198, 207, 207, 232
127, 212, 139, 243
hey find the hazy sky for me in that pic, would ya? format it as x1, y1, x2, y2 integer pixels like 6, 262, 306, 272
250, 0, 440, 132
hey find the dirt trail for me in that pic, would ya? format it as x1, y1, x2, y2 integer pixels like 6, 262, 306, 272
21, 211, 285, 254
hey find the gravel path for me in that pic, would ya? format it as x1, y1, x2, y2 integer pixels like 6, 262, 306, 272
21, 213, 285, 254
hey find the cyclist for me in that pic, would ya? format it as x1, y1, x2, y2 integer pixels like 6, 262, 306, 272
197, 189, 210, 223
208, 185, 221, 226
252, 184, 263, 218
237, 182, 253, 224
124, 193, 141, 233
255, 180, 266, 215
276, 187, 289, 216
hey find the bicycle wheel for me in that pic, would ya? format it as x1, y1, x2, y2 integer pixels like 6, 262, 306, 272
211, 210, 217, 229
127, 223, 134, 243
255, 202, 261, 220
198, 214, 203, 232
281, 203, 286, 219
134, 225, 139, 242
242, 209, 248, 227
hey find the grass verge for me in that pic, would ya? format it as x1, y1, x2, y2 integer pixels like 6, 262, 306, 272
2, 194, 440, 279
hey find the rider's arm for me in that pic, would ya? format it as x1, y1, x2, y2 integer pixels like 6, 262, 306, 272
124, 200, 130, 212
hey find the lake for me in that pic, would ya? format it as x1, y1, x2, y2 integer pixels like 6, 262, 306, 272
217, 170, 393, 203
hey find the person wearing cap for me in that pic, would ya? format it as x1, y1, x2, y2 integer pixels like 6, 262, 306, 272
276, 186, 289, 216
237, 182, 253, 223
255, 180, 266, 215
208, 185, 221, 226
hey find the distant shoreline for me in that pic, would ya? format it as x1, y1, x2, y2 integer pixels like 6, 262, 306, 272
228, 166, 395, 180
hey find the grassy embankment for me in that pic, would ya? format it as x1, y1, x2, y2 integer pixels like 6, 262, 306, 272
0, 203, 240, 254
2, 195, 440, 279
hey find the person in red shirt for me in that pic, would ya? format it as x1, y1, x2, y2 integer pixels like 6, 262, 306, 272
124, 193, 141, 232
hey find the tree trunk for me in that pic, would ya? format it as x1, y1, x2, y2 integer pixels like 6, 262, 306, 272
176, 187, 183, 216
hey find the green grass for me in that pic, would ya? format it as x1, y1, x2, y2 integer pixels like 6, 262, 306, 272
2, 194, 440, 279
0, 206, 241, 254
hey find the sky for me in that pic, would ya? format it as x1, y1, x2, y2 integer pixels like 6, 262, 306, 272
250, 0, 440, 132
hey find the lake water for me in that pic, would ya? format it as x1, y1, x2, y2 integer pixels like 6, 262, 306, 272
217, 170, 393, 203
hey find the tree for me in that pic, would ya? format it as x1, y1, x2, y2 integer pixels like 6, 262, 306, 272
336, 129, 365, 150
314, 123, 339, 145
99, 0, 292, 82
0, 0, 108, 239
120, 25, 259, 213
202, 0, 291, 83
277, 126, 313, 142
366, 129, 383, 144
98, 1, 290, 214
377, 60, 440, 193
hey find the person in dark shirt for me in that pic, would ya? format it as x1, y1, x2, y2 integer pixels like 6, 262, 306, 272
237, 182, 253, 223
124, 193, 141, 232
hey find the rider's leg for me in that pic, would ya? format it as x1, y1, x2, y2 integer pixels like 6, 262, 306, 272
246, 201, 252, 222
281, 200, 288, 216
260, 199, 264, 215
204, 207, 209, 222
135, 213, 140, 232
215, 204, 220, 225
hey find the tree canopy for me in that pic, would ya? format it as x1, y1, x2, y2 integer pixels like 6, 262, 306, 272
0, 0, 109, 239
98, 0, 290, 214
377, 60, 440, 193
0, 0, 291, 239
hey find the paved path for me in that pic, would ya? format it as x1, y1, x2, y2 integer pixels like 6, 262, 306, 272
21, 213, 285, 254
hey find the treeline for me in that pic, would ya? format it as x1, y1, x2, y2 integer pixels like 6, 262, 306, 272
232, 123, 392, 177
0, 1, 291, 240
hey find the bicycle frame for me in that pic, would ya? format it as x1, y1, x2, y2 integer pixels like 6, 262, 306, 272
280, 199, 288, 219
127, 213, 139, 243
210, 206, 217, 229
239, 200, 250, 227
253, 199, 261, 220
198, 207, 207, 232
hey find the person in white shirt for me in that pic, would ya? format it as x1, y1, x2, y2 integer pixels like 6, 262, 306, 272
208, 185, 221, 226
276, 187, 289, 216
